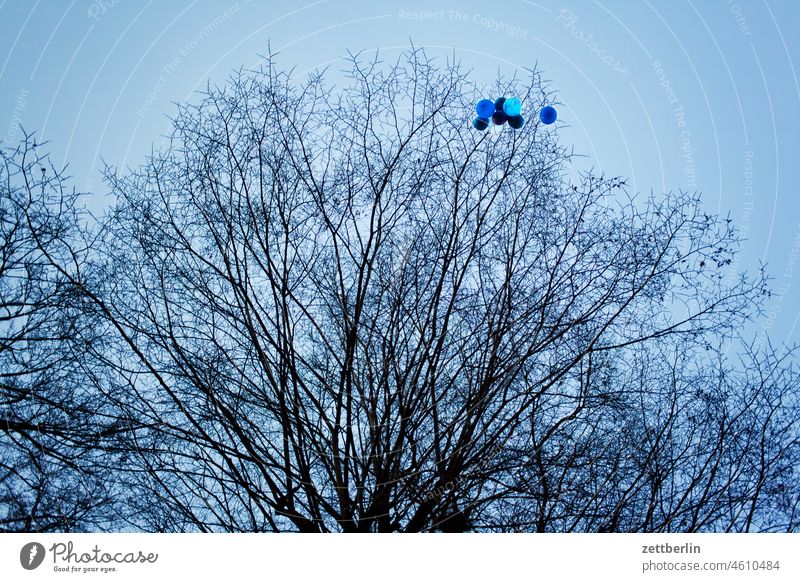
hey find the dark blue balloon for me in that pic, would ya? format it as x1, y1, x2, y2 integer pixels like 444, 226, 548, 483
494, 97, 506, 112
507, 115, 525, 129
473, 117, 490, 131
476, 99, 495, 118
492, 111, 508, 125
503, 97, 522, 117
540, 105, 557, 125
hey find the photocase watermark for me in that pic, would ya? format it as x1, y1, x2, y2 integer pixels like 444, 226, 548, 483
4, 88, 29, 143
87, 0, 120, 22
413, 437, 537, 532
397, 10, 528, 39
726, 0, 752, 36
18, 540, 159, 574
137, 3, 243, 118
652, 60, 696, 190
556, 9, 629, 77
417, 438, 515, 502
397, 9, 445, 21
452, 10, 528, 39
759, 221, 800, 343
20, 542, 46, 571
740, 149, 754, 240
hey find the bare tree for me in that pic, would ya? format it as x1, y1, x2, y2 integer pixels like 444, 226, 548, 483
0, 135, 117, 531
12, 50, 798, 532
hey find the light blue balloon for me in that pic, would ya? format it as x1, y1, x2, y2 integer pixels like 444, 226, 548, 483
503, 97, 522, 117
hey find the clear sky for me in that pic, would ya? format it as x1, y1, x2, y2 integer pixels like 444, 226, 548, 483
1, 0, 798, 346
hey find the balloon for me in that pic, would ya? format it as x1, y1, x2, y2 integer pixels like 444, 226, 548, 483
476, 99, 495, 118
473, 117, 490, 130
494, 97, 506, 112
492, 111, 508, 125
503, 97, 522, 117
507, 115, 525, 129
540, 105, 557, 125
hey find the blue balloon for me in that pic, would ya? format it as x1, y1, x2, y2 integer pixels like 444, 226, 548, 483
476, 99, 495, 118
494, 97, 506, 112
473, 117, 490, 131
492, 111, 508, 125
503, 97, 522, 117
507, 115, 525, 129
540, 105, 557, 125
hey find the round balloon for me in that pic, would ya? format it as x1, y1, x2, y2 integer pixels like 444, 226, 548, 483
507, 115, 525, 129
494, 97, 506, 112
503, 97, 522, 117
473, 117, 490, 131
540, 106, 557, 125
475, 99, 495, 118
492, 111, 508, 125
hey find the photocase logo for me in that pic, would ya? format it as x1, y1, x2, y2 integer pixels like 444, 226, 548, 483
20, 542, 46, 570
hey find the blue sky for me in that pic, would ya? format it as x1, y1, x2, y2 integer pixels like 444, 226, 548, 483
1, 0, 798, 345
